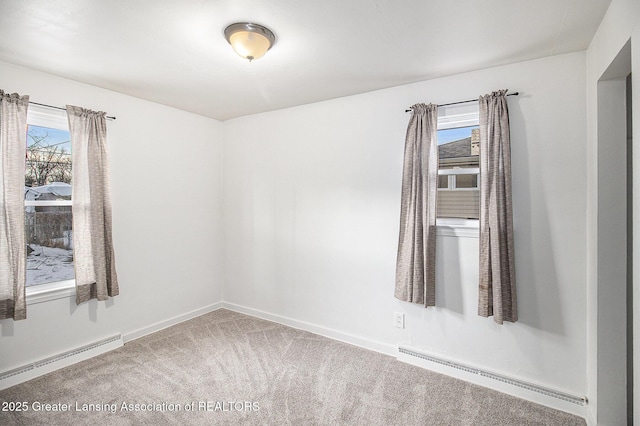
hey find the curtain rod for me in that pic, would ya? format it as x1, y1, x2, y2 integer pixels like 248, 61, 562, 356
29, 101, 116, 120
404, 91, 519, 112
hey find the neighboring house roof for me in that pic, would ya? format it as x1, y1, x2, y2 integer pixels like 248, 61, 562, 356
25, 182, 72, 201
439, 137, 472, 159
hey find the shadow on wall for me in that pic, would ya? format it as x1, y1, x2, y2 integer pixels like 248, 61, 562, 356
426, 99, 567, 336
0, 320, 14, 337
436, 235, 465, 316
508, 100, 565, 336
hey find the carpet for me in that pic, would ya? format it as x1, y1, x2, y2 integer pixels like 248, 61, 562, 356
0, 309, 585, 425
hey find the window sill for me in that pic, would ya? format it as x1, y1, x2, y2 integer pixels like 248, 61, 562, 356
436, 218, 479, 238
26, 279, 76, 305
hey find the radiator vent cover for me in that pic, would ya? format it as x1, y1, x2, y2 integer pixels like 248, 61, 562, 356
0, 334, 123, 390
398, 346, 586, 406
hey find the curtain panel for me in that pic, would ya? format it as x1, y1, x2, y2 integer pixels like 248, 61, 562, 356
0, 91, 29, 320
395, 103, 438, 306
478, 90, 517, 324
67, 105, 119, 304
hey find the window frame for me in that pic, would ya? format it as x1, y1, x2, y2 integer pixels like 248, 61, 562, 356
438, 167, 480, 191
25, 105, 76, 305
436, 105, 480, 237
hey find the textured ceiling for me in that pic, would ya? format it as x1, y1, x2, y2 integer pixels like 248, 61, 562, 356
0, 0, 612, 121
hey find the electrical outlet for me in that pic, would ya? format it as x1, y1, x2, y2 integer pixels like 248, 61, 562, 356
394, 312, 405, 329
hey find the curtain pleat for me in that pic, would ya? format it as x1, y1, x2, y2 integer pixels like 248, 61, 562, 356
67, 105, 119, 304
0, 90, 29, 320
395, 103, 438, 306
478, 90, 517, 324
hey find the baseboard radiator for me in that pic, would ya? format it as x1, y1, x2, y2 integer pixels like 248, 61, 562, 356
0, 334, 123, 390
398, 346, 586, 406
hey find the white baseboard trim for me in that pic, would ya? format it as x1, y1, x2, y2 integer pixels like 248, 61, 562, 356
220, 302, 397, 357
221, 303, 587, 420
0, 334, 123, 391
1, 300, 589, 424
123, 302, 224, 343
0, 302, 224, 391
397, 344, 587, 420
585, 406, 597, 426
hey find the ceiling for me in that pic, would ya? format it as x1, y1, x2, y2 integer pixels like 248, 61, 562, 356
0, 0, 612, 121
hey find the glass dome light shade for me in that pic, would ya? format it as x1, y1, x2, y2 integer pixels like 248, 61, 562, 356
224, 23, 275, 62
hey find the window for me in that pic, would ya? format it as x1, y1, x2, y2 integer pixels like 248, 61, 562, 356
24, 106, 75, 294
436, 105, 480, 228
437, 125, 479, 219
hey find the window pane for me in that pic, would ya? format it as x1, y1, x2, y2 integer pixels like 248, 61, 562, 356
25, 125, 72, 193
25, 124, 73, 287
437, 191, 480, 220
437, 125, 479, 167
455, 173, 478, 189
438, 175, 449, 189
437, 125, 480, 219
26, 205, 74, 287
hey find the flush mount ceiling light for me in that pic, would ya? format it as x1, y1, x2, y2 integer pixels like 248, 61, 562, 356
224, 22, 276, 62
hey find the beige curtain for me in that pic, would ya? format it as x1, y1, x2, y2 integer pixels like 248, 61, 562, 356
395, 103, 438, 306
67, 105, 119, 304
478, 90, 517, 324
0, 91, 29, 320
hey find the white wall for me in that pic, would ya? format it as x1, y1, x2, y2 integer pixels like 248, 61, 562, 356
586, 0, 640, 424
0, 35, 605, 421
223, 52, 588, 397
0, 61, 225, 371
596, 78, 628, 425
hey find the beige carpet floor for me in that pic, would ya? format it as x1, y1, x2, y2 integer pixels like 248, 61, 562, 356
0, 309, 585, 425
